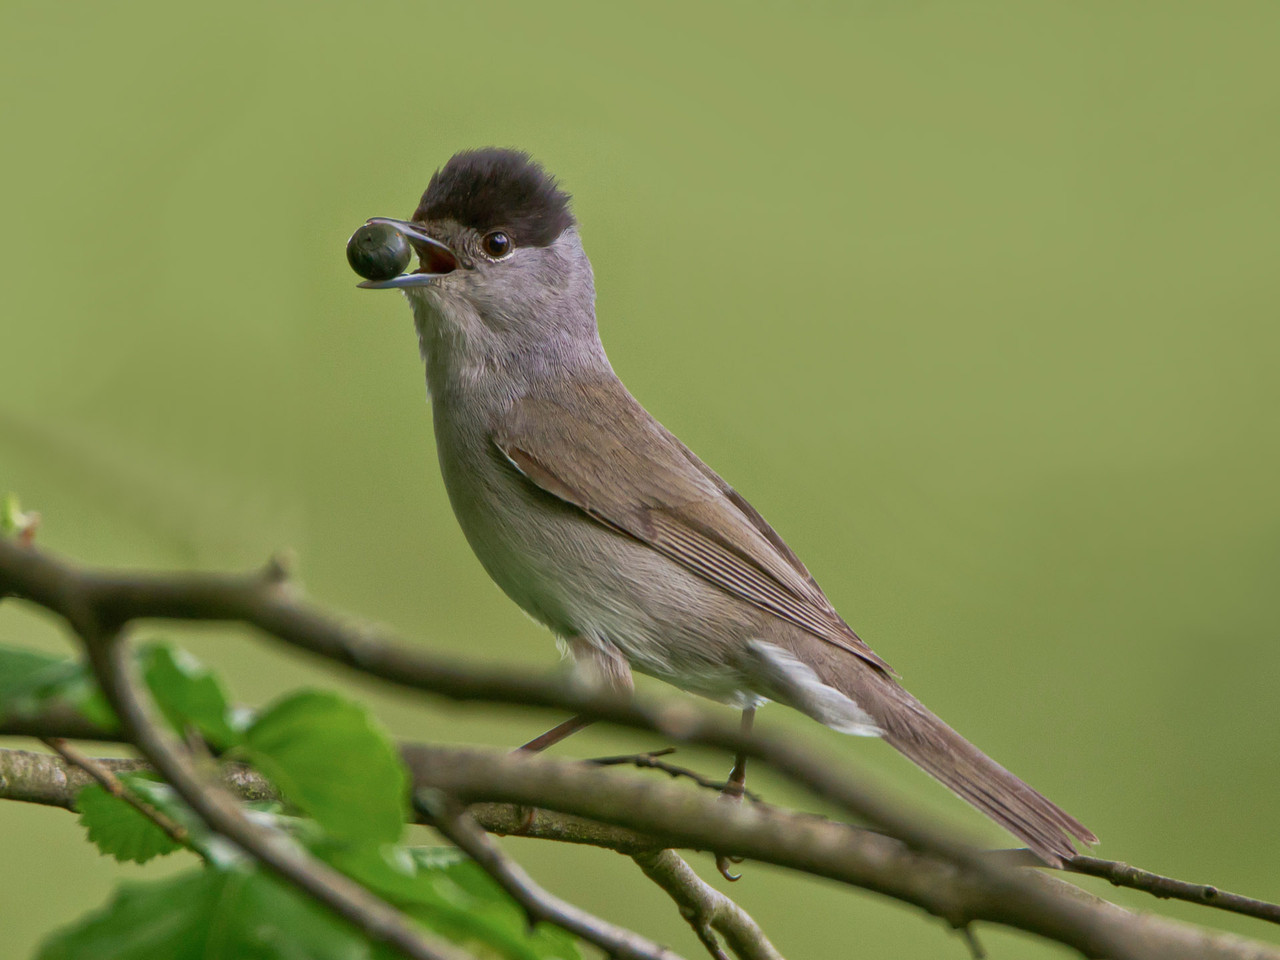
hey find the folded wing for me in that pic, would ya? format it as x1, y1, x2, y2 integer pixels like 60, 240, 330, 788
495, 381, 892, 674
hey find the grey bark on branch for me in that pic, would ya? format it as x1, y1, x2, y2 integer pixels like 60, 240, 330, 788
41, 736, 190, 846
5, 743, 1280, 960
15, 715, 1273, 937
4, 540, 1280, 960
0, 746, 770, 960
0, 539, 1008, 866
632, 849, 784, 960
422, 793, 689, 960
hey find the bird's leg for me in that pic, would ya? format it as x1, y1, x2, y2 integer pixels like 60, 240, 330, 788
517, 714, 596, 752
720, 706, 755, 801
509, 718, 594, 835
716, 705, 755, 880
517, 637, 632, 752
509, 715, 595, 834
510, 637, 631, 832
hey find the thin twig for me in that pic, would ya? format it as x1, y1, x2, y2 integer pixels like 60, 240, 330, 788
6, 545, 1280, 960
421, 793, 684, 960
632, 849, 785, 960
81, 622, 477, 960
394, 748, 1280, 960
0, 541, 992, 866
0, 702, 126, 741
589, 749, 762, 801
6, 743, 1280, 960
19, 709, 1276, 937
959, 925, 986, 959
41, 736, 189, 845
1066, 857, 1280, 926
0, 747, 150, 806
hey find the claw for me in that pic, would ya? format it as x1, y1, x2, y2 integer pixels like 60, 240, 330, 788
715, 854, 744, 882
711, 707, 756, 881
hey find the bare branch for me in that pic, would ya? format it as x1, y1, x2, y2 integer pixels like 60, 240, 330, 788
469, 801, 660, 855
0, 540, 1003, 868
1066, 857, 1280, 926
632, 849, 784, 960
398, 745, 1280, 960
589, 749, 762, 802
0, 746, 148, 806
0, 702, 118, 741
16, 709, 1275, 937
959, 926, 985, 959
6, 543, 1280, 960
8, 742, 1280, 960
41, 736, 189, 846
423, 793, 685, 960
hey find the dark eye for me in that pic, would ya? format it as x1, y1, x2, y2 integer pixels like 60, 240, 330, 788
482, 230, 513, 258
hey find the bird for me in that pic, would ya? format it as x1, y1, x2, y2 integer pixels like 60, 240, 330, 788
351, 147, 1096, 866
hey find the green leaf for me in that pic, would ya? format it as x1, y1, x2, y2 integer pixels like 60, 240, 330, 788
0, 647, 79, 704
0, 493, 17, 534
243, 691, 407, 845
139, 642, 242, 749
330, 845, 582, 960
37, 866, 392, 960
1, 492, 35, 537
76, 776, 186, 864
57, 674, 117, 726
0, 645, 114, 726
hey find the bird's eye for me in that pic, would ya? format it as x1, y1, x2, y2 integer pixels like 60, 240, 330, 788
482, 231, 513, 259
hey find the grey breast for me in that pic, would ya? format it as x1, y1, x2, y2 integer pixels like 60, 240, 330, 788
429, 391, 763, 702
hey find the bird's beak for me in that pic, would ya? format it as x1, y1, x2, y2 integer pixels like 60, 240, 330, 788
356, 217, 460, 289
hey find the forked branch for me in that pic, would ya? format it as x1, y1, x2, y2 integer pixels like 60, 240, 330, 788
4, 540, 1280, 960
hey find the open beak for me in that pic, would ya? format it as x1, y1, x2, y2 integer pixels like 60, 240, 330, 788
356, 217, 459, 289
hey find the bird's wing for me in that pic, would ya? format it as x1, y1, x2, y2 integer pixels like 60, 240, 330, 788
494, 381, 892, 673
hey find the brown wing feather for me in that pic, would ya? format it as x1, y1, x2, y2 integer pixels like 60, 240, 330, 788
495, 382, 892, 673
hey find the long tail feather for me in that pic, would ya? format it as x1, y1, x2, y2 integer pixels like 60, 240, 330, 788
745, 638, 1096, 864
852, 676, 1096, 865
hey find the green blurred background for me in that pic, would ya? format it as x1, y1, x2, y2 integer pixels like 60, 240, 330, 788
2, 1, 1278, 956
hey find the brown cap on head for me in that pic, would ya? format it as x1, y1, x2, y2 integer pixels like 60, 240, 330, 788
414, 148, 575, 248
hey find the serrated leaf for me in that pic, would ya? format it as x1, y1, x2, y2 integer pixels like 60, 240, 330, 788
37, 866, 391, 960
76, 777, 186, 864
243, 691, 407, 845
139, 642, 241, 749
330, 845, 582, 960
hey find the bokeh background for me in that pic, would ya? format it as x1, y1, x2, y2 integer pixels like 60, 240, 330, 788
2, 1, 1278, 956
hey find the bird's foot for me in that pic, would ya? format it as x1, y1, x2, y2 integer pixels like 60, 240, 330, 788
508, 805, 538, 835
715, 853, 745, 882
713, 748, 749, 880
718, 777, 746, 802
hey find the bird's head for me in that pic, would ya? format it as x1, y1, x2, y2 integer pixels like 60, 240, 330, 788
357, 149, 600, 375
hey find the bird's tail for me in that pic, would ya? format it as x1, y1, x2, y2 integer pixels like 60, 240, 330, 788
740, 639, 1096, 864
847, 674, 1097, 865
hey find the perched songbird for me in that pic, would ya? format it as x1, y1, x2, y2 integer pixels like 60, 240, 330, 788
352, 148, 1096, 866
